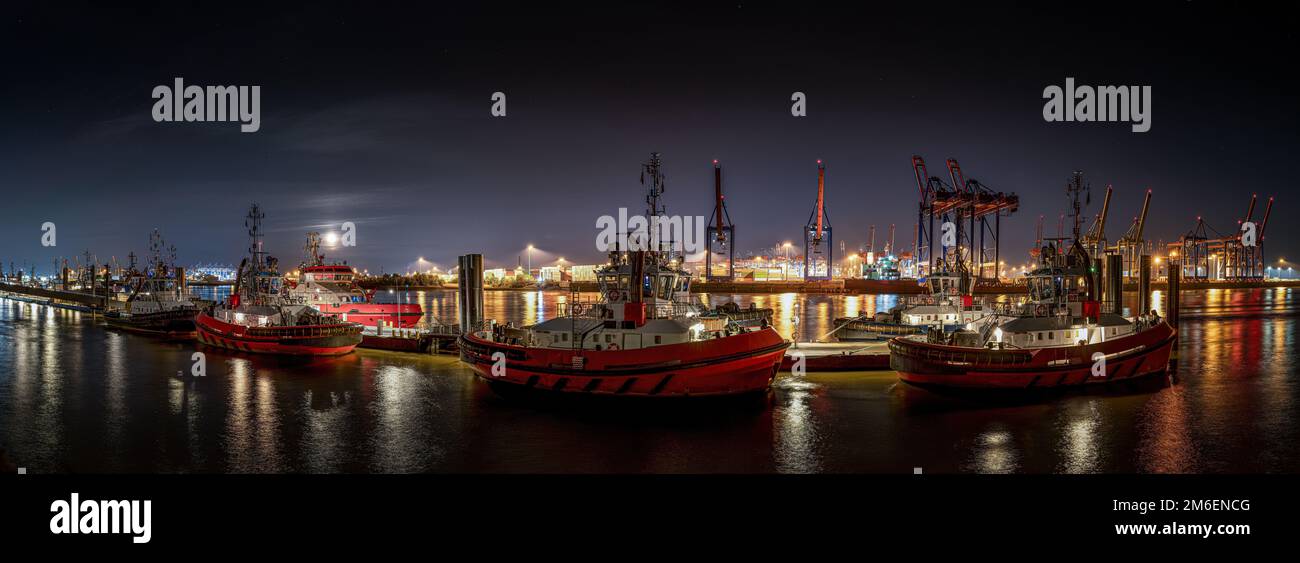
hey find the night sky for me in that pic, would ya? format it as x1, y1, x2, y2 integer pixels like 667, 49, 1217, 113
2, 2, 1296, 274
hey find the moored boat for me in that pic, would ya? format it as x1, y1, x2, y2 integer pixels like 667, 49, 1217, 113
459, 153, 790, 398
833, 272, 992, 341
104, 234, 200, 339
284, 232, 423, 329
195, 205, 364, 356
889, 179, 1175, 391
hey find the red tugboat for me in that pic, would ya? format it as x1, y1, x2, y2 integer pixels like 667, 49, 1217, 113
459, 153, 790, 398
889, 177, 1176, 390
195, 205, 364, 356
284, 232, 423, 329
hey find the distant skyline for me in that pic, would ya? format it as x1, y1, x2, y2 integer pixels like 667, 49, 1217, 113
2, 2, 1296, 275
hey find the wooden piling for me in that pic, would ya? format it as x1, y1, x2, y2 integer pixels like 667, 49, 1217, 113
1138, 254, 1151, 316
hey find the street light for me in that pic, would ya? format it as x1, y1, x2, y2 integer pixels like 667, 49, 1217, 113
783, 242, 792, 281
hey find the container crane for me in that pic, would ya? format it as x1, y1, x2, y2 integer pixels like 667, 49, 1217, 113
803, 160, 833, 280
704, 159, 736, 281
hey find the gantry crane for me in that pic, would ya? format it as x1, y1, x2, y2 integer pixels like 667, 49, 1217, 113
912, 155, 1018, 280
704, 159, 736, 281
803, 160, 833, 280
1171, 194, 1274, 280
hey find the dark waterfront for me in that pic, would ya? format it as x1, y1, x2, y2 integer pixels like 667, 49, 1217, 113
1, 288, 1296, 474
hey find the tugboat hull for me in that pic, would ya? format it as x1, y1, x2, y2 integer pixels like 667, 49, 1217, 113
888, 321, 1176, 390
195, 312, 363, 355
459, 328, 790, 398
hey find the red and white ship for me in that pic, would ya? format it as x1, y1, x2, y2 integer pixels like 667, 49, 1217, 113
195, 205, 364, 356
284, 232, 423, 329
889, 177, 1175, 390
459, 153, 790, 398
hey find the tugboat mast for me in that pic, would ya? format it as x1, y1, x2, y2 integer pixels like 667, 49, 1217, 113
303, 232, 323, 268
641, 152, 671, 264
245, 203, 267, 270
1066, 171, 1089, 244
642, 152, 666, 224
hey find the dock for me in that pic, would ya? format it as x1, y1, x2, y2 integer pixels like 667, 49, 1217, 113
781, 341, 892, 372
357, 324, 464, 354
0, 281, 107, 309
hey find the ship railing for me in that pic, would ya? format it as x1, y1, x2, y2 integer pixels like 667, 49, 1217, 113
988, 302, 1019, 316
426, 324, 462, 336
556, 299, 605, 319
426, 320, 494, 336
555, 298, 696, 321
246, 323, 362, 338
647, 302, 699, 319
896, 295, 941, 307
894, 339, 1034, 367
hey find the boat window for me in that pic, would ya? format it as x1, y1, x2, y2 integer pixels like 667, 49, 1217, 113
1048, 331, 1054, 340
659, 276, 672, 299
655, 335, 662, 344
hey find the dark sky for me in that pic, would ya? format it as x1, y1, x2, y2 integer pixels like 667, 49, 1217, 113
2, 1, 1297, 274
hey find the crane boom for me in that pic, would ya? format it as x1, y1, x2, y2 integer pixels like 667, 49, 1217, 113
911, 155, 931, 200
1259, 196, 1274, 240
1095, 185, 1113, 243
946, 158, 967, 194
815, 160, 825, 240
1134, 189, 1153, 242
713, 160, 725, 239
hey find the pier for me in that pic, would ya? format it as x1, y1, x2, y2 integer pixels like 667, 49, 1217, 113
0, 281, 107, 309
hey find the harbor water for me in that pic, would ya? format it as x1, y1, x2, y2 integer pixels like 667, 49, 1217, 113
0, 288, 1296, 473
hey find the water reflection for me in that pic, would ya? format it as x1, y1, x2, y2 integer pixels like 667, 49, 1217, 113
969, 427, 1019, 474
1057, 401, 1101, 474
2, 287, 1299, 473
772, 374, 822, 473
